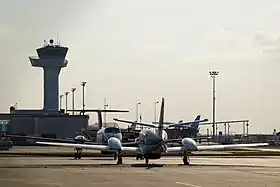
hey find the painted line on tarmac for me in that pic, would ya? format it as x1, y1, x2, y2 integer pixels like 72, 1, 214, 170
176, 181, 202, 187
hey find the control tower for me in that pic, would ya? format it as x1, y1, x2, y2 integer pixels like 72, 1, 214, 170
29, 39, 68, 113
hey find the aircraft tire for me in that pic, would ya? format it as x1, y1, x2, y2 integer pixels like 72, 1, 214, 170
117, 156, 123, 164
183, 156, 189, 165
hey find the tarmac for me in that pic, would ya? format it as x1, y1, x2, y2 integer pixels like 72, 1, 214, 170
1, 147, 280, 187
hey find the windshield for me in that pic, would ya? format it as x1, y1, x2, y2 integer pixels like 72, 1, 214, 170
104, 127, 120, 134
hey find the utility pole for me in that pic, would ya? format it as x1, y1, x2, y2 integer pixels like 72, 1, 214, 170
104, 97, 108, 125
59, 95, 64, 110
65, 92, 69, 113
154, 101, 159, 123
81, 81, 87, 114
71, 88, 76, 115
209, 71, 219, 138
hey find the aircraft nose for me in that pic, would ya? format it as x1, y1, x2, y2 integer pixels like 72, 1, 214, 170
108, 137, 122, 151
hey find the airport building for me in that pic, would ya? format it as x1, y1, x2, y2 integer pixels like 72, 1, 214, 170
0, 40, 88, 144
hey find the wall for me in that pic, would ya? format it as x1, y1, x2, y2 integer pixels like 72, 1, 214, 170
7, 114, 89, 140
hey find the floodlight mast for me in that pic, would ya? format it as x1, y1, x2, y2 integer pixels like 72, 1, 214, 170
209, 71, 219, 137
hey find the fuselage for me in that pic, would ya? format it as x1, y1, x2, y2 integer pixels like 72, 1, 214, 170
96, 126, 122, 144
137, 128, 168, 159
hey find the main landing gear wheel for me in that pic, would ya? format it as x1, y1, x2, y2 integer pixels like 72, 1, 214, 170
145, 158, 149, 164
74, 148, 82, 159
114, 152, 117, 160
117, 151, 123, 164
136, 154, 144, 160
183, 151, 190, 165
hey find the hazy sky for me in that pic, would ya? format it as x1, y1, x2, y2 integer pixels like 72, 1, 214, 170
1, 0, 280, 133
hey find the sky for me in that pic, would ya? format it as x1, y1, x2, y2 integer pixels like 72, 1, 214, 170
1, 0, 280, 134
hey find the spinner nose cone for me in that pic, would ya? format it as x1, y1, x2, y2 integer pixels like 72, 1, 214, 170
108, 137, 122, 150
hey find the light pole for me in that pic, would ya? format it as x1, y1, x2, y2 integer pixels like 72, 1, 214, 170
154, 101, 159, 123
65, 92, 69, 113
59, 95, 64, 110
227, 123, 231, 136
136, 102, 141, 122
246, 122, 249, 136
224, 123, 226, 136
71, 88, 76, 115
209, 70, 219, 137
81, 81, 87, 114
104, 97, 109, 124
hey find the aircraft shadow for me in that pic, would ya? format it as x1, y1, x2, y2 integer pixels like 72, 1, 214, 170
66, 158, 115, 161
131, 163, 165, 169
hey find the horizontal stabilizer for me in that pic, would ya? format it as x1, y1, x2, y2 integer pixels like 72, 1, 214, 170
168, 119, 208, 128
113, 118, 156, 128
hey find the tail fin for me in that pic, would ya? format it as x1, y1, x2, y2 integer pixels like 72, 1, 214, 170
190, 115, 201, 129
158, 98, 164, 138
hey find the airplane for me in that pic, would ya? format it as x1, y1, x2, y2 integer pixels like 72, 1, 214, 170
35, 98, 269, 165
5, 109, 134, 160
151, 114, 209, 139
113, 114, 209, 159
152, 114, 207, 127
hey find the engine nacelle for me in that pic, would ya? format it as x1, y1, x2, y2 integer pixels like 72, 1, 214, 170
181, 137, 198, 151
74, 135, 88, 143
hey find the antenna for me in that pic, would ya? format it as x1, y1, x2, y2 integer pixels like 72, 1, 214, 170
43, 40, 47, 46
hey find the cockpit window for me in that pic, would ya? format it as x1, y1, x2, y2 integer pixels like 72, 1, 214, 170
104, 127, 120, 134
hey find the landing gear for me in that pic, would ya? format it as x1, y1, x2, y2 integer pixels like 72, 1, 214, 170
74, 148, 82, 159
145, 158, 149, 164
117, 151, 123, 164
114, 152, 117, 160
183, 150, 190, 165
136, 153, 144, 160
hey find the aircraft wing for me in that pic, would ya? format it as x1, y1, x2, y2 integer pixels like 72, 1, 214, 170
236, 147, 280, 152
36, 141, 109, 150
4, 134, 102, 145
167, 143, 269, 153
5, 135, 78, 144
113, 118, 156, 128
121, 142, 139, 147
36, 141, 140, 153
166, 137, 211, 143
196, 143, 269, 151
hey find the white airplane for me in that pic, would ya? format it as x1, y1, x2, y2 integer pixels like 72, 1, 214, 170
36, 98, 269, 165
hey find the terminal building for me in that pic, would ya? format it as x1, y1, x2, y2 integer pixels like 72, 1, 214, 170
0, 40, 88, 144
